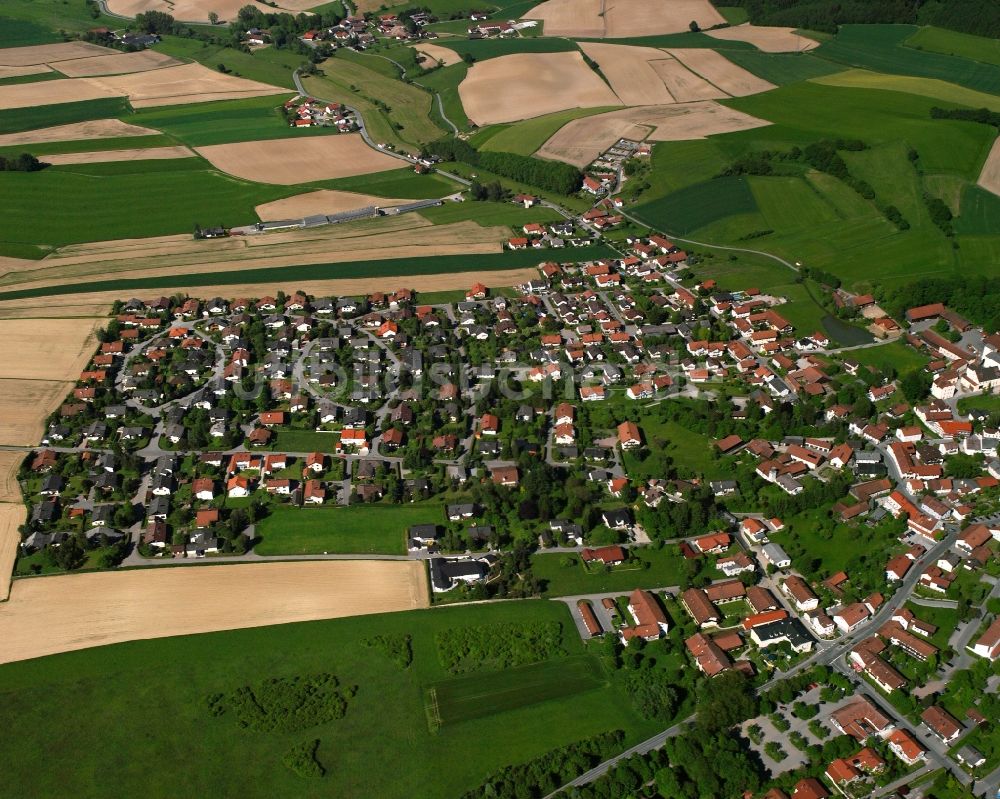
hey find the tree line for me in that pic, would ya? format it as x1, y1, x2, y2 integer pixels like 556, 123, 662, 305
424, 137, 583, 195
881, 273, 1000, 332
0, 153, 46, 172
726, 0, 1000, 38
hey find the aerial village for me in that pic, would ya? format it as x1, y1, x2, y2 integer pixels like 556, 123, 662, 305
16, 221, 1000, 796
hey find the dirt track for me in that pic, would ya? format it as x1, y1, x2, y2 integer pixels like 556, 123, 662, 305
196, 134, 404, 184
0, 561, 428, 663
460, 52, 621, 126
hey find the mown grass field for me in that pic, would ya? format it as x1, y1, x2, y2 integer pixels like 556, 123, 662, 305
155, 35, 303, 90
849, 340, 930, 377
0, 158, 296, 252
0, 600, 651, 798
817, 24, 1000, 95
427, 654, 606, 728
0, 134, 176, 160
0, 97, 132, 135
905, 25, 1000, 69
416, 62, 470, 129
722, 50, 843, 85
0, 0, 121, 41
418, 199, 563, 226
323, 168, 460, 197
630, 176, 759, 235
811, 68, 1000, 112
434, 36, 580, 61
479, 106, 621, 156
0, 243, 615, 301
254, 503, 440, 555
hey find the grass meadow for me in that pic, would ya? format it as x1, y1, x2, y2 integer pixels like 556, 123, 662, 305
479, 106, 621, 156
533, 546, 712, 596
254, 503, 442, 555
905, 25, 1000, 69
0, 97, 131, 135
426, 654, 606, 728
0, 600, 651, 798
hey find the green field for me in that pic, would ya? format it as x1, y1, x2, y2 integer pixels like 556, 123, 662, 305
0, 97, 131, 135
0, 15, 61, 46
416, 62, 470, 130
254, 503, 444, 555
817, 25, 1000, 95
0, 134, 176, 160
630, 176, 759, 234
418, 199, 563, 226
533, 546, 705, 596
479, 107, 621, 156
322, 168, 460, 197
849, 340, 930, 377
129, 96, 318, 148
954, 185, 1000, 236
426, 654, 606, 728
0, 0, 121, 40
811, 68, 1000, 112
957, 393, 1000, 414
722, 50, 844, 85
155, 35, 303, 90
0, 159, 294, 251
716, 6, 749, 25
0, 242, 616, 301
0, 600, 649, 798
905, 25, 1000, 68
434, 36, 580, 61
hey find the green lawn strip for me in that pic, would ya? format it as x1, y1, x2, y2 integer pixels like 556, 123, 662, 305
437, 36, 580, 61
849, 340, 930, 377
270, 429, 342, 453
904, 25, 1000, 69
0, 243, 615, 301
479, 107, 622, 156
315, 169, 461, 198
957, 393, 1000, 414
716, 6, 749, 25
0, 96, 132, 135
427, 654, 606, 727
418, 200, 562, 226
817, 24, 1000, 95
254, 503, 437, 555
0, 71, 64, 87
0, 134, 176, 160
0, 600, 649, 798
534, 546, 709, 596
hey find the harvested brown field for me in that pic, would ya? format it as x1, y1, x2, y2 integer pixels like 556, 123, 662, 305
0, 452, 25, 504
705, 24, 819, 53
0, 560, 428, 663
195, 134, 404, 184
0, 379, 73, 446
525, 0, 724, 38
578, 42, 676, 105
0, 78, 122, 111
0, 118, 159, 147
0, 42, 115, 67
0, 268, 542, 316
978, 136, 1000, 197
255, 189, 422, 220
536, 101, 770, 166
0, 503, 25, 601
0, 219, 509, 291
0, 301, 113, 319
106, 0, 321, 22
415, 43, 462, 67
50, 49, 181, 78
0, 317, 103, 381
665, 48, 776, 96
82, 62, 285, 108
649, 58, 727, 101
578, 42, 725, 104
42, 146, 194, 166
0, 64, 51, 80
459, 52, 621, 125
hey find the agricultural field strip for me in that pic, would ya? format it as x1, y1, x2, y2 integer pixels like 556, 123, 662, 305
0, 561, 429, 665
0, 221, 509, 291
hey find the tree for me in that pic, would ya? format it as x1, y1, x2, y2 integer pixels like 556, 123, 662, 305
208, 10, 219, 23
689, 20, 700, 31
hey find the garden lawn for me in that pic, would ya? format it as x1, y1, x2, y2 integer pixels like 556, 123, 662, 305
621, 414, 729, 480
270, 429, 342, 453
957, 394, 1000, 414
849, 340, 930, 377
253, 503, 445, 555
0, 600, 650, 799
533, 546, 705, 596
903, 602, 960, 651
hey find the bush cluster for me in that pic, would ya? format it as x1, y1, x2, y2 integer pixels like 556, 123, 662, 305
436, 621, 564, 673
